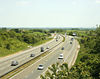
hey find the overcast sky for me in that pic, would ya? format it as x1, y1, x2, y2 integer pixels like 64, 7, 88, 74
0, 0, 100, 28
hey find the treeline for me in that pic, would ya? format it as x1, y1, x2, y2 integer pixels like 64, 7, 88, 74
68, 30, 96, 37
49, 29, 66, 33
41, 27, 100, 79
0, 28, 51, 57
68, 27, 100, 79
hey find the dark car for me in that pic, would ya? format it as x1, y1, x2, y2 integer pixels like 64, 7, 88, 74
11, 60, 18, 66
46, 46, 49, 49
30, 54, 35, 57
56, 39, 58, 41
71, 38, 74, 41
61, 47, 64, 50
70, 42, 72, 44
41, 47, 44, 52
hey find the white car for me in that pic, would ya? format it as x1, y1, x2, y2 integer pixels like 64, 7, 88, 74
58, 54, 64, 59
38, 64, 44, 70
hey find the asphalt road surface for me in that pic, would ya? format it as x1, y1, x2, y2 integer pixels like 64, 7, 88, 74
10, 36, 79, 79
0, 35, 63, 77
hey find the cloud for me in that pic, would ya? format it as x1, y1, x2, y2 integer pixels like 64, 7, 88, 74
96, 0, 100, 4
16, 0, 30, 6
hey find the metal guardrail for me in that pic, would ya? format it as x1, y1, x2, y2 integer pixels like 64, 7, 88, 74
0, 36, 64, 79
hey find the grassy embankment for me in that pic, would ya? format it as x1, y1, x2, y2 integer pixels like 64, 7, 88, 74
0, 29, 52, 57
0, 38, 52, 57
40, 28, 100, 79
1, 34, 64, 79
73, 30, 89, 64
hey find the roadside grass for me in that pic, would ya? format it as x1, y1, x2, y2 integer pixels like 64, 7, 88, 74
75, 44, 84, 64
0, 37, 62, 79
0, 51, 50, 79
0, 38, 52, 57
62, 36, 65, 42
32, 38, 52, 47
0, 44, 28, 57
66, 30, 86, 33
75, 39, 88, 64
66, 30, 88, 37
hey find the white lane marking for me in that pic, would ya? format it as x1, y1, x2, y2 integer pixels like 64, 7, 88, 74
45, 60, 48, 61
0, 38, 55, 63
37, 37, 75, 79
0, 37, 62, 74
0, 65, 11, 70
10, 37, 64, 79
25, 76, 28, 78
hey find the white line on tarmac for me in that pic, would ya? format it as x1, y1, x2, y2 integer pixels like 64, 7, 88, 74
10, 38, 64, 79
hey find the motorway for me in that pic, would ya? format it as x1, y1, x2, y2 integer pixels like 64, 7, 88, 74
10, 36, 79, 79
0, 34, 63, 77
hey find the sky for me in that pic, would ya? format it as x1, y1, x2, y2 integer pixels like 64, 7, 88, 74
0, 0, 100, 28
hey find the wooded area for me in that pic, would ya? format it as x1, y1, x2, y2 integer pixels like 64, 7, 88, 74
41, 27, 100, 79
0, 29, 51, 57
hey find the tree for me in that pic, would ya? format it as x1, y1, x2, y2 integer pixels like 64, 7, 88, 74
93, 26, 100, 54
6, 44, 11, 50
41, 63, 70, 79
41, 26, 100, 79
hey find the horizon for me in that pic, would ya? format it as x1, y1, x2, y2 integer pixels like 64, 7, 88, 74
0, 26, 96, 29
0, 0, 100, 28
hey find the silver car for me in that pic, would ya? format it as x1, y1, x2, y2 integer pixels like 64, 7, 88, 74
11, 60, 18, 66
58, 54, 64, 59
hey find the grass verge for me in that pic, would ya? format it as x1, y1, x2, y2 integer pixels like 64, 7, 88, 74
0, 37, 63, 79
0, 51, 50, 79
32, 38, 52, 47
62, 36, 65, 42
0, 38, 52, 57
75, 39, 86, 64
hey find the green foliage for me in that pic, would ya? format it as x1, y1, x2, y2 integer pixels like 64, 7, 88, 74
49, 29, 66, 33
73, 26, 100, 79
0, 29, 51, 57
68, 31, 73, 36
41, 63, 70, 79
42, 26, 100, 79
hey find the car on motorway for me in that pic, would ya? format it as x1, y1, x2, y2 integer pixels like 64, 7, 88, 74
58, 54, 64, 59
41, 47, 44, 52
11, 60, 18, 66
61, 47, 64, 50
46, 46, 49, 49
38, 64, 44, 70
30, 54, 35, 57
56, 39, 58, 41
70, 42, 72, 44
71, 38, 74, 41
